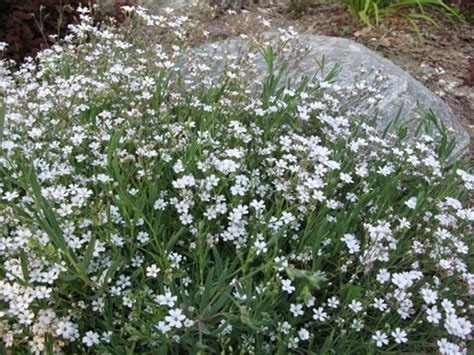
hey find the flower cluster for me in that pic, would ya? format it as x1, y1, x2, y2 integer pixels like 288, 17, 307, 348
0, 5, 472, 354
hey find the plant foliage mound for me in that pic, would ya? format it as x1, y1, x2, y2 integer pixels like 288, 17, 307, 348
0, 6, 472, 354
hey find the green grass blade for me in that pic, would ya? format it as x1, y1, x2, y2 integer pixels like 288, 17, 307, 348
20, 251, 30, 283
80, 235, 96, 274
0, 100, 5, 147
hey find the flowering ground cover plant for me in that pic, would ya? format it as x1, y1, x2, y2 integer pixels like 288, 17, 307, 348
0, 5, 472, 354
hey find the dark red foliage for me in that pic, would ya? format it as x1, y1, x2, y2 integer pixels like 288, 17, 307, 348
0, 0, 136, 63
0, 0, 90, 62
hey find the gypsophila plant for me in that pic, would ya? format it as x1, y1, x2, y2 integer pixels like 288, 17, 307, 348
0, 5, 472, 354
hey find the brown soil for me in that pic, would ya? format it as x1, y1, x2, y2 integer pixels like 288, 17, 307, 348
195, 3, 473, 154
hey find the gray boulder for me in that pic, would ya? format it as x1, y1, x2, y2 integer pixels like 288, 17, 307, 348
138, 0, 190, 10
190, 34, 470, 159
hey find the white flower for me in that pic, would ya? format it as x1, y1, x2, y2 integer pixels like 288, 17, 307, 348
279, 321, 292, 334
327, 296, 339, 309
233, 290, 247, 301
172, 175, 196, 189
351, 319, 364, 332
219, 320, 233, 335
404, 197, 418, 209
110, 234, 125, 247
2, 191, 19, 201
456, 169, 474, 189
298, 328, 310, 341
290, 303, 304, 317
426, 306, 442, 325
274, 257, 288, 271
372, 330, 389, 347
250, 199, 265, 213
377, 164, 395, 176
137, 231, 150, 244
82, 331, 100, 347
156, 321, 171, 334
96, 174, 113, 183
165, 308, 186, 328
305, 296, 316, 307
173, 159, 185, 173
254, 240, 267, 255
376, 269, 390, 284
154, 198, 168, 210
215, 159, 239, 174
340, 173, 353, 184
420, 288, 438, 305
55, 319, 79, 341
312, 307, 328, 322
437, 338, 463, 355
348, 300, 363, 313
341, 234, 360, 254
281, 279, 295, 294
391, 328, 408, 344
101, 331, 112, 344
184, 319, 194, 328
372, 298, 388, 312
146, 264, 160, 278
391, 271, 422, 289
116, 275, 131, 289
444, 314, 472, 339
156, 292, 177, 308
441, 299, 455, 314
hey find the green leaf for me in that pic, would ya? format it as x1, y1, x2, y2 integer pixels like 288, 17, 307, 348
199, 268, 214, 312
80, 235, 96, 274
342, 285, 363, 302
20, 251, 29, 283
320, 330, 336, 355
407, 12, 439, 26
63, 274, 79, 282
25, 165, 75, 260
62, 59, 71, 80
259, 45, 274, 75
373, 2, 380, 26
165, 227, 187, 253
285, 268, 326, 289
0, 100, 5, 147
210, 292, 229, 315
103, 252, 121, 285
212, 246, 223, 276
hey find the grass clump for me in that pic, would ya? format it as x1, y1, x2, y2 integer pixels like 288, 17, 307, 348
0, 5, 472, 354
287, 0, 462, 33
340, 0, 462, 27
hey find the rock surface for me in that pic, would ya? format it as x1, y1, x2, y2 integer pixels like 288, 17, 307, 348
138, 0, 190, 9
191, 34, 470, 158
137, 0, 289, 11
